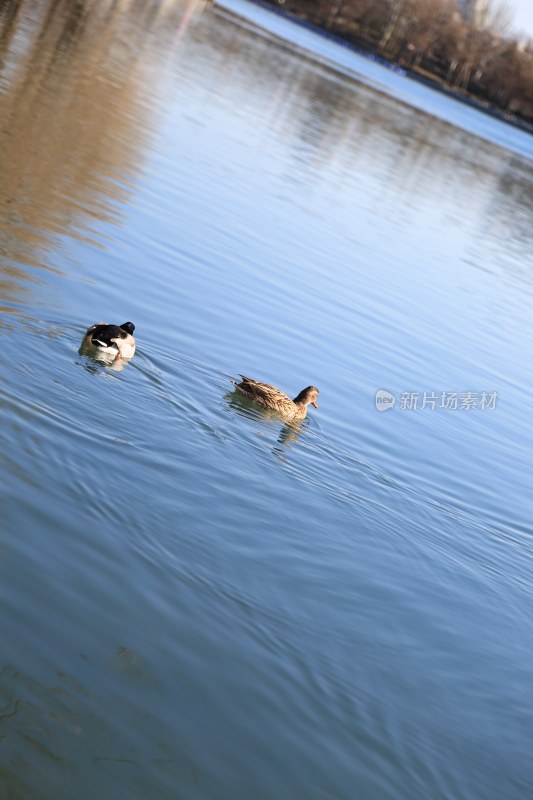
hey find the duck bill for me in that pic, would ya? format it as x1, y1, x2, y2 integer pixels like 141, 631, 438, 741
311, 401, 318, 409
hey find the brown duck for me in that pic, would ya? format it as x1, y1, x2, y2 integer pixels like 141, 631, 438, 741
232, 377, 319, 421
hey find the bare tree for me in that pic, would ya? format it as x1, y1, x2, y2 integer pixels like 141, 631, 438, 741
478, 0, 514, 36
259, 0, 533, 125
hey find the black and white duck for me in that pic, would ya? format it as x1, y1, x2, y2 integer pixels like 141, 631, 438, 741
81, 322, 136, 359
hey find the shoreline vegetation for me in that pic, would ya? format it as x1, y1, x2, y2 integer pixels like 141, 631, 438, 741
251, 0, 533, 131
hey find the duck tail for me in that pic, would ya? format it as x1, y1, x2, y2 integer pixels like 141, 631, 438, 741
232, 377, 251, 395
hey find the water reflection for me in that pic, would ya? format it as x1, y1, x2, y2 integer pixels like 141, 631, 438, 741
197, 5, 533, 279
226, 390, 307, 459
77, 348, 132, 373
480, 157, 533, 288
173, 0, 210, 45
0, 0, 209, 320
2, 4, 532, 799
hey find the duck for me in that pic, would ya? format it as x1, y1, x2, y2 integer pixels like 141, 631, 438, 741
81, 322, 136, 359
231, 376, 319, 420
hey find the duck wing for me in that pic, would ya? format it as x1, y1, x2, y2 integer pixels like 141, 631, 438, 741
234, 377, 294, 409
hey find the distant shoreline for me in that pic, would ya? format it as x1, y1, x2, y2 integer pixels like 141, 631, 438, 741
218, 0, 533, 135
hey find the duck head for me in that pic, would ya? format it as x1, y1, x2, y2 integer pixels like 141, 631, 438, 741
293, 386, 319, 409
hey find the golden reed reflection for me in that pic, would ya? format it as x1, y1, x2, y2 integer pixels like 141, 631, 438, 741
0, 0, 208, 323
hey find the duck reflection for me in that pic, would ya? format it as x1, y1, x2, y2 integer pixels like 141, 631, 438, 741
77, 346, 131, 373
78, 321, 136, 372
225, 390, 308, 459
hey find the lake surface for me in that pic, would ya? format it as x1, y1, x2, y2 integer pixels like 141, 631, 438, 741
1, 1, 532, 798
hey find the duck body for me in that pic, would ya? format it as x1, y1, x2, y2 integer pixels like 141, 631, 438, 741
232, 376, 319, 420
81, 322, 136, 358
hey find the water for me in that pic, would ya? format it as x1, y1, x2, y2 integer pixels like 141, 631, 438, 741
1, 1, 532, 798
